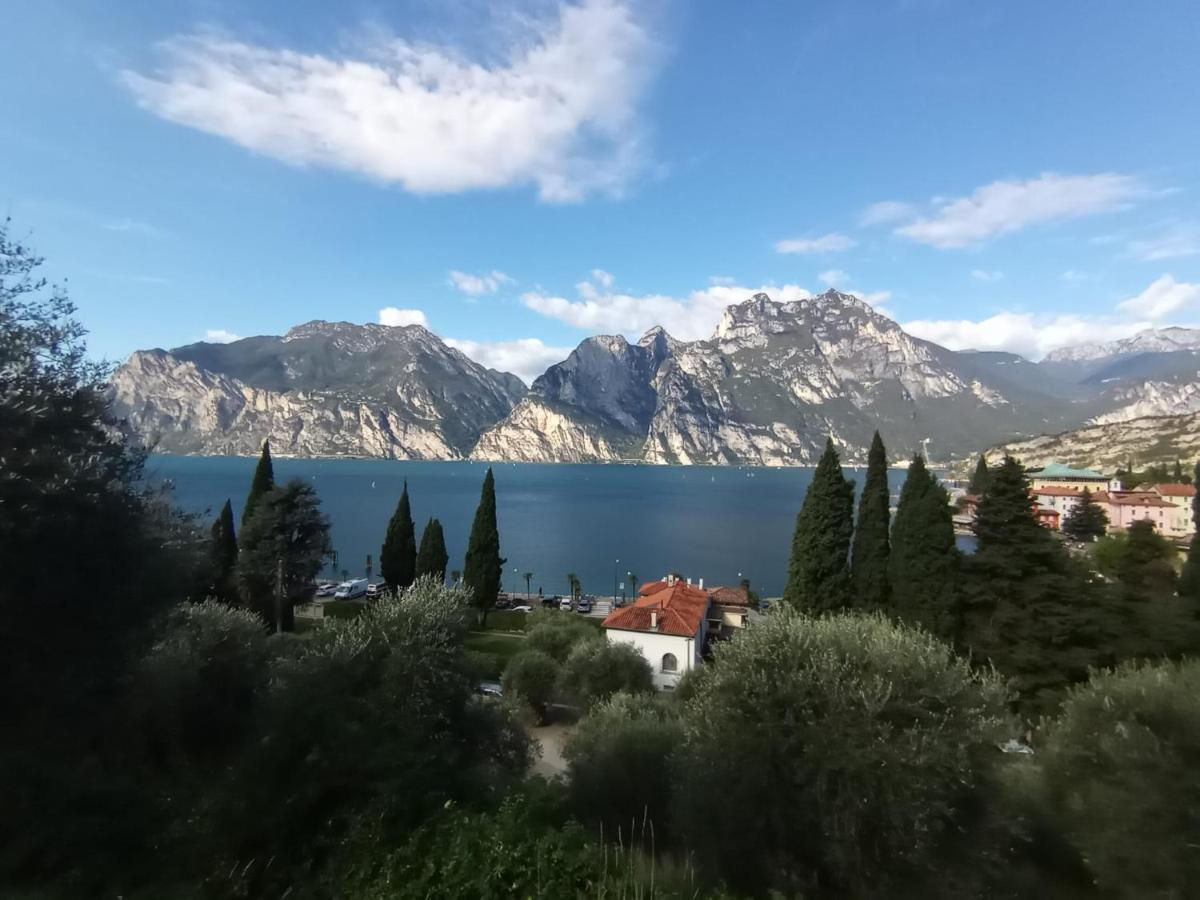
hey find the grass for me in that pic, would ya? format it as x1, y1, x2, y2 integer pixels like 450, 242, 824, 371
465, 630, 526, 681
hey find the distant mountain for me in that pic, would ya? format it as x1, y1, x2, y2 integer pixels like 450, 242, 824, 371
1043, 326, 1200, 363
473, 290, 1083, 465
112, 294, 1200, 465
111, 322, 526, 457
985, 411, 1200, 471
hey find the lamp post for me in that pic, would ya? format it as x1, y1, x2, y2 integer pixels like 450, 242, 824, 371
613, 558, 619, 604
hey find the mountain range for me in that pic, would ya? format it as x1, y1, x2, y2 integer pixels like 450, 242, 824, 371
109, 290, 1200, 465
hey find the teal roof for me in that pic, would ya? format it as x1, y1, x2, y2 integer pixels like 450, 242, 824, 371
1030, 463, 1106, 479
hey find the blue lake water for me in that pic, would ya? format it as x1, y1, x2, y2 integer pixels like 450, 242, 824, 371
148, 456, 968, 598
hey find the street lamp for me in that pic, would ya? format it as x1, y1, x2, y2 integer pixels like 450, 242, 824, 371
613, 558, 619, 604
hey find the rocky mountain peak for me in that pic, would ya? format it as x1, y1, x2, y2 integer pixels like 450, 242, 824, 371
1044, 326, 1200, 363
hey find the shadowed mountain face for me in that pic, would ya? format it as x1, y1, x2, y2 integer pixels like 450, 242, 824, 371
111, 322, 526, 458
112, 295, 1200, 464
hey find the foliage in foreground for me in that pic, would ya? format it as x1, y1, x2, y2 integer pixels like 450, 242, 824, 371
1037, 659, 1200, 899
673, 608, 1012, 896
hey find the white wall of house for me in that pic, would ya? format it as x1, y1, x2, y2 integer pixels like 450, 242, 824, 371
605, 628, 699, 690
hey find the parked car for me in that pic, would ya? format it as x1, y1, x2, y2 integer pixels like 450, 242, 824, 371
511, 604, 532, 613
542, 595, 560, 609
576, 597, 592, 613
315, 582, 336, 598
366, 582, 383, 599
334, 578, 368, 600
560, 597, 573, 611
476, 682, 503, 698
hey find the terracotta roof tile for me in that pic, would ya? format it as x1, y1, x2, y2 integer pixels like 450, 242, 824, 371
604, 580, 709, 637
1152, 483, 1197, 498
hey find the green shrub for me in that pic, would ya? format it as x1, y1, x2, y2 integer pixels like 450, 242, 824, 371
1039, 659, 1200, 898
525, 613, 603, 662
557, 640, 654, 709
322, 599, 366, 619
485, 609, 531, 632
502, 650, 561, 723
564, 692, 682, 842
674, 609, 1011, 896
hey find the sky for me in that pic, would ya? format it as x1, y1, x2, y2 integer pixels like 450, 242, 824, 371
3, 0, 1199, 382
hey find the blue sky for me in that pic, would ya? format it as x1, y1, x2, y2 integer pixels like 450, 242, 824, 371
3, 0, 1199, 380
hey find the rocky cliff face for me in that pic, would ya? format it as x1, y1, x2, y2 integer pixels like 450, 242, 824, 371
111, 322, 525, 458
473, 290, 1069, 465
1044, 326, 1200, 363
986, 411, 1200, 471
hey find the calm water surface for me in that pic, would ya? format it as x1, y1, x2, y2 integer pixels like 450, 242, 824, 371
149, 456, 964, 598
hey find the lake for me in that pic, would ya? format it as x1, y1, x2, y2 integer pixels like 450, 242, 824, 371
148, 456, 970, 599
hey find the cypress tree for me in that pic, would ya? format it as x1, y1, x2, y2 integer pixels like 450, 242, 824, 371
1061, 488, 1108, 542
784, 438, 854, 612
242, 440, 275, 526
960, 456, 1109, 711
967, 455, 990, 496
850, 431, 890, 608
209, 498, 239, 602
1174, 459, 1184, 482
415, 517, 449, 583
464, 468, 505, 624
380, 480, 417, 591
1178, 461, 1200, 602
888, 455, 960, 640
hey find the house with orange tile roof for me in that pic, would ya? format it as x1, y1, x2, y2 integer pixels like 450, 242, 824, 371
1093, 490, 1185, 535
602, 573, 713, 689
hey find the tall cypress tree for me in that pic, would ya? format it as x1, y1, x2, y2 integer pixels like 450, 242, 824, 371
380, 480, 417, 591
1061, 488, 1108, 542
784, 438, 855, 612
415, 517, 449, 583
464, 468, 505, 624
967, 455, 990, 496
209, 498, 239, 602
242, 440, 275, 526
850, 431, 890, 608
960, 455, 1108, 711
1178, 461, 1200, 602
888, 455, 959, 641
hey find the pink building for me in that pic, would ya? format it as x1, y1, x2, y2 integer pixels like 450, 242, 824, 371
1094, 490, 1180, 534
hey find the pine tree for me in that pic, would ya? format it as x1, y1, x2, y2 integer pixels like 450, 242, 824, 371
209, 498, 239, 602
1061, 488, 1108, 542
415, 517, 449, 583
888, 455, 960, 640
850, 431, 890, 608
1178, 461, 1200, 602
380, 480, 417, 591
464, 468, 505, 624
960, 456, 1109, 712
784, 438, 855, 612
242, 440, 275, 526
1174, 459, 1184, 482
968, 455, 990, 496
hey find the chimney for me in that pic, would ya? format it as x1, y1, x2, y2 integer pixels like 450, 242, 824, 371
699, 577, 704, 589
687, 577, 692, 586
650, 610, 658, 629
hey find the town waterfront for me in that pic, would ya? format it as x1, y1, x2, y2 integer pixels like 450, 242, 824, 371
150, 455, 972, 598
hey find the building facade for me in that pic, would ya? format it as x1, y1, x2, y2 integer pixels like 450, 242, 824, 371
602, 575, 709, 690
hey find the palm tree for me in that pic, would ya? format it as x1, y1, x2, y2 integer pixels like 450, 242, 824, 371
450, 569, 462, 586
628, 572, 638, 597
566, 572, 581, 601
523, 571, 533, 598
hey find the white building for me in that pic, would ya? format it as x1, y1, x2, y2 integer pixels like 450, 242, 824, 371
602, 574, 710, 690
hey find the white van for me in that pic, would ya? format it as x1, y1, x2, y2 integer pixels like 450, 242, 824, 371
334, 578, 368, 600
560, 596, 573, 611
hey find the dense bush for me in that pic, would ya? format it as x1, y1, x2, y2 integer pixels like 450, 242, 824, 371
557, 639, 654, 708
1038, 659, 1200, 898
674, 609, 1011, 896
503, 649, 561, 722
524, 610, 604, 662
564, 691, 682, 842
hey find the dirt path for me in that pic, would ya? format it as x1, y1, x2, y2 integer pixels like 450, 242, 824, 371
528, 721, 574, 779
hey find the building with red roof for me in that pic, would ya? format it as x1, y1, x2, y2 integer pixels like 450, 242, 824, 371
603, 573, 729, 689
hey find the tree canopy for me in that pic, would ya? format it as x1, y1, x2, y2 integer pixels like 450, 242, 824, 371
381, 480, 417, 591
209, 498, 239, 602
463, 468, 504, 623
850, 431, 890, 609
415, 517, 449, 584
242, 440, 275, 526
784, 438, 855, 612
1060, 487, 1108, 542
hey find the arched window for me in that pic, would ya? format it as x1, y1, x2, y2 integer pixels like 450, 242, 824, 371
661, 653, 678, 673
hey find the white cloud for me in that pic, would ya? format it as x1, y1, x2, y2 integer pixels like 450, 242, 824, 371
970, 269, 1003, 282
709, 275, 736, 286
378, 307, 429, 328
448, 269, 514, 296
445, 337, 572, 384
774, 232, 856, 254
104, 218, 164, 237
521, 272, 812, 340
1127, 224, 1200, 261
818, 269, 848, 287
902, 312, 1153, 359
859, 200, 915, 226
1061, 270, 1090, 282
896, 173, 1143, 249
1117, 275, 1200, 320
591, 268, 615, 288
122, 0, 658, 202
205, 329, 241, 343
